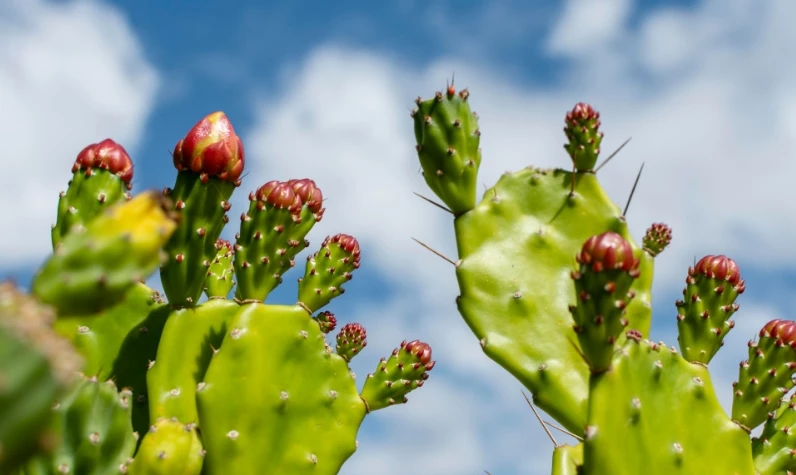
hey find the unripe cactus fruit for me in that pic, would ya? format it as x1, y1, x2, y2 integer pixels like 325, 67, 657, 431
297, 234, 361, 312
642, 222, 672, 257
52, 138, 134, 248
412, 84, 482, 214
732, 319, 796, 431
569, 231, 641, 373
676, 254, 745, 365
360, 339, 435, 411
564, 102, 603, 172
335, 322, 367, 361
160, 111, 244, 306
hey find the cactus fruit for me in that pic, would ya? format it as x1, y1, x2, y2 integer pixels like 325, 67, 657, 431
564, 102, 603, 172
233, 179, 322, 302
297, 234, 361, 313
569, 231, 641, 373
732, 319, 796, 431
314, 311, 337, 334
676, 254, 745, 365
751, 393, 796, 475
583, 334, 754, 474
127, 418, 204, 475
52, 139, 134, 248
22, 375, 138, 475
32, 191, 179, 316
335, 322, 367, 362
551, 444, 583, 475
160, 111, 244, 307
204, 239, 235, 299
412, 83, 481, 214
0, 282, 82, 472
195, 303, 367, 475
359, 339, 435, 411
642, 222, 672, 257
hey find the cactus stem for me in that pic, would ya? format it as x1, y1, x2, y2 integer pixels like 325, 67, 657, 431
411, 237, 459, 267
412, 192, 454, 215
594, 136, 632, 173
622, 162, 645, 217
522, 390, 559, 447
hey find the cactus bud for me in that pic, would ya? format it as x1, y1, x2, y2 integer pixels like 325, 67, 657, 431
642, 223, 672, 257
315, 311, 337, 334
693, 255, 743, 287
577, 231, 640, 274
335, 323, 367, 361
172, 111, 244, 185
564, 102, 604, 172
360, 339, 435, 411
288, 178, 325, 219
255, 181, 302, 214
72, 139, 134, 189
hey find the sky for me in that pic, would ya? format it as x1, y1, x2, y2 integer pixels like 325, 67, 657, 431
1, 0, 795, 473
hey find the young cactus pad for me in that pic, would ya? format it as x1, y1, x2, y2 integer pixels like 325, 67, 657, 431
52, 138, 134, 248
583, 334, 755, 475
551, 444, 583, 475
452, 168, 653, 431
127, 418, 204, 475
751, 393, 796, 475
33, 191, 178, 316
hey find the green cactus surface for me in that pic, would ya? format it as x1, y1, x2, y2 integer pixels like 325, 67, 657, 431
453, 168, 653, 431
233, 180, 321, 301
204, 239, 236, 299
297, 234, 361, 313
21, 375, 138, 475
676, 254, 745, 365
583, 334, 754, 475
412, 85, 481, 214
752, 393, 796, 475
33, 191, 178, 316
0, 282, 82, 473
146, 298, 239, 424
196, 303, 367, 475
52, 282, 169, 438
551, 444, 583, 475
732, 319, 796, 431
127, 418, 204, 475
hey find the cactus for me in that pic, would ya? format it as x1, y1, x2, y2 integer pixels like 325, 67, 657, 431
0, 283, 82, 473
409, 82, 792, 474
12, 110, 434, 474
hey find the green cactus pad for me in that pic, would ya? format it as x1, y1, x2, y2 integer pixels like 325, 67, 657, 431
204, 239, 235, 298
453, 168, 653, 432
732, 320, 796, 431
33, 191, 178, 316
751, 393, 796, 475
160, 172, 235, 307
234, 182, 317, 301
676, 255, 745, 365
297, 234, 361, 313
52, 282, 169, 438
196, 303, 366, 475
360, 339, 434, 411
127, 418, 204, 475
27, 376, 138, 475
0, 282, 82, 473
147, 298, 239, 424
412, 86, 481, 214
563, 103, 604, 172
583, 335, 754, 475
551, 444, 583, 475
52, 169, 132, 249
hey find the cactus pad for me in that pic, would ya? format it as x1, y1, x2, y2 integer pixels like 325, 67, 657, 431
453, 168, 653, 431
204, 239, 235, 299
360, 339, 435, 411
127, 418, 204, 475
583, 334, 754, 474
551, 444, 583, 475
297, 234, 361, 313
196, 303, 367, 475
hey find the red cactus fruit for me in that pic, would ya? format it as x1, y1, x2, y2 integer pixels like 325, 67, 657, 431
692, 255, 743, 287
577, 231, 640, 274
72, 139, 134, 189
172, 111, 244, 185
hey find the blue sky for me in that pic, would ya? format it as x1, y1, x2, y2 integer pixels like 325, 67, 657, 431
2, 0, 795, 473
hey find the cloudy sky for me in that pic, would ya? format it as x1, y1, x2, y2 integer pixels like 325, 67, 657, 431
2, 0, 795, 473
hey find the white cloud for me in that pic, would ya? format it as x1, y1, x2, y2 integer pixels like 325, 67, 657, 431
0, 0, 159, 268
240, 0, 795, 473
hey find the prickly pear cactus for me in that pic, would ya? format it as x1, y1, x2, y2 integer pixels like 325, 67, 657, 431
409, 82, 785, 474
127, 418, 204, 475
